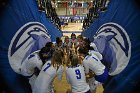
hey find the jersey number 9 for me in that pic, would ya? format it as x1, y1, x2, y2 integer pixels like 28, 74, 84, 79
75, 69, 81, 79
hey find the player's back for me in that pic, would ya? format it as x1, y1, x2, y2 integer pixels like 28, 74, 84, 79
83, 54, 105, 75
33, 60, 63, 93
66, 65, 90, 93
88, 50, 102, 60
21, 52, 42, 76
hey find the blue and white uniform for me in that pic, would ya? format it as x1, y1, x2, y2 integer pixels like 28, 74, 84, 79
33, 60, 64, 93
21, 51, 43, 89
66, 65, 91, 93
21, 51, 42, 76
90, 42, 98, 52
88, 50, 103, 91
88, 49, 103, 60
83, 53, 108, 83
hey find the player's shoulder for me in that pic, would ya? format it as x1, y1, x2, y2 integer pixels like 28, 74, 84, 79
46, 60, 51, 63
59, 65, 64, 69
89, 50, 103, 60
66, 65, 74, 72
28, 51, 39, 60
66, 66, 72, 73
75, 64, 84, 71
84, 54, 99, 62
84, 55, 92, 60
57, 65, 64, 72
76, 64, 83, 68
42, 60, 51, 67
66, 65, 72, 68
66, 64, 82, 69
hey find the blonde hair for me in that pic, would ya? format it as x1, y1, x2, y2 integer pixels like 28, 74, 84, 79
51, 50, 63, 69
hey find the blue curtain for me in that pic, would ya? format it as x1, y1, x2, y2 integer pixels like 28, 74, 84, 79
82, 0, 140, 93
0, 0, 62, 92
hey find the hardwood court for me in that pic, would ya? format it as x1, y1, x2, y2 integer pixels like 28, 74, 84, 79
62, 23, 83, 32
62, 23, 83, 37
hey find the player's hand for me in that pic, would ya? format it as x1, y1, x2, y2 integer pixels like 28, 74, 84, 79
86, 72, 95, 79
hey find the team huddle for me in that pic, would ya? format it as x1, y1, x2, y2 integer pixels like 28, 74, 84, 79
20, 33, 108, 93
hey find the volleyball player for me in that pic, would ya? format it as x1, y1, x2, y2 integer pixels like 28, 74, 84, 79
20, 42, 54, 89
66, 54, 91, 93
78, 46, 108, 85
33, 50, 64, 93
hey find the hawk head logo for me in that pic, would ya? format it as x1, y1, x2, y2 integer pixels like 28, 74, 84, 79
93, 22, 131, 75
8, 22, 51, 73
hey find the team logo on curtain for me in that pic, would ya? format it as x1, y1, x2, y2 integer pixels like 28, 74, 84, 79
93, 22, 131, 75
8, 22, 51, 73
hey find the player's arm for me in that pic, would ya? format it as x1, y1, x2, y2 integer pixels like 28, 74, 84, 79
89, 56, 108, 83
57, 65, 64, 81
65, 67, 70, 84
36, 60, 43, 70
92, 51, 103, 60
83, 60, 90, 74
20, 61, 28, 76
86, 70, 95, 80
20, 54, 36, 76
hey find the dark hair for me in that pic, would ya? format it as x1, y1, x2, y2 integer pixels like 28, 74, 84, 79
45, 42, 53, 48
78, 46, 89, 55
83, 38, 91, 45
71, 54, 79, 67
77, 35, 83, 40
39, 46, 53, 64
56, 37, 62, 45
71, 33, 76, 38
83, 38, 95, 50
39, 47, 47, 64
